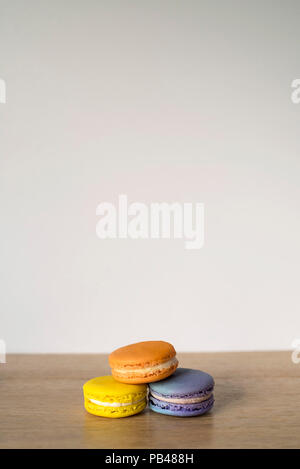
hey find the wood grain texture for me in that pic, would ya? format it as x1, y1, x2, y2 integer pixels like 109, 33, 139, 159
0, 352, 299, 449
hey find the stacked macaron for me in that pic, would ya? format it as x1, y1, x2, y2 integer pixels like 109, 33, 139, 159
83, 341, 214, 418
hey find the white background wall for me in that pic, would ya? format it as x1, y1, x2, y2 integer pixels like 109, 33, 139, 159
1, 0, 300, 353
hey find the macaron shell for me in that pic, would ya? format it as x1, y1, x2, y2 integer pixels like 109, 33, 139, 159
83, 376, 147, 404
111, 360, 178, 384
149, 367, 214, 398
149, 394, 214, 417
109, 341, 176, 368
84, 397, 147, 418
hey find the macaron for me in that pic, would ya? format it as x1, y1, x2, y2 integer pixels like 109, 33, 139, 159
83, 376, 147, 418
148, 367, 214, 417
109, 340, 178, 384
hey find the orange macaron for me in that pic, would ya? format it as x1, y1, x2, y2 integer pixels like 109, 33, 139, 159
109, 341, 178, 384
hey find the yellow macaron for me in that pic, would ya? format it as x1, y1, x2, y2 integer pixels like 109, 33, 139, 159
83, 375, 147, 418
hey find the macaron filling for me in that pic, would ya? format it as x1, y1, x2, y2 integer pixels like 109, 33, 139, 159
113, 356, 178, 375
149, 390, 212, 405
89, 396, 146, 407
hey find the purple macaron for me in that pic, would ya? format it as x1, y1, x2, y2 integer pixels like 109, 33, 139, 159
149, 368, 214, 417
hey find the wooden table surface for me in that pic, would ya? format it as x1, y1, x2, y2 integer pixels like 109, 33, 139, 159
0, 352, 299, 449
